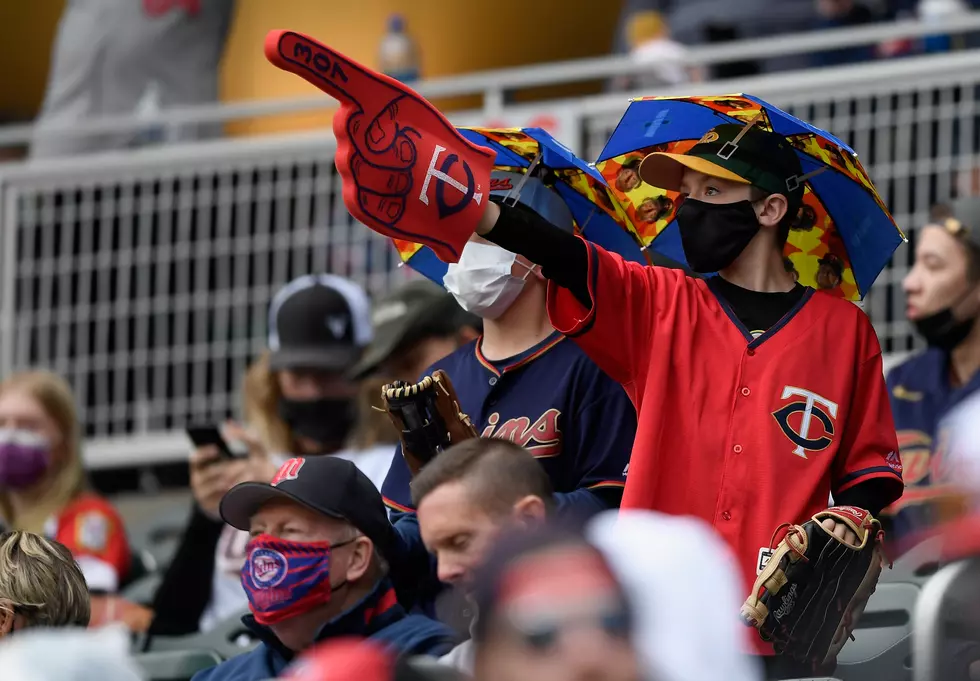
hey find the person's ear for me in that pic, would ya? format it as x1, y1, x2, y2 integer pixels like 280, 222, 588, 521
756, 193, 788, 228
0, 599, 16, 637
343, 536, 373, 583
511, 495, 547, 527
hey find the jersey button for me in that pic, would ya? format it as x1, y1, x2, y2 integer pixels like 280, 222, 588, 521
733, 444, 743, 454
746, 349, 755, 357
489, 377, 498, 386
722, 511, 732, 521
741, 387, 751, 397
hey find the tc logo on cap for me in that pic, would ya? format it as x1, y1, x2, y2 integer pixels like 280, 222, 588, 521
698, 130, 720, 144
272, 457, 305, 486
250, 547, 288, 587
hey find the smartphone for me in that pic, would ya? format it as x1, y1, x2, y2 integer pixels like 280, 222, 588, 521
186, 424, 246, 460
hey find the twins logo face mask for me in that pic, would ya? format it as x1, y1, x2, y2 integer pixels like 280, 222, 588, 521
443, 241, 535, 320
241, 534, 352, 625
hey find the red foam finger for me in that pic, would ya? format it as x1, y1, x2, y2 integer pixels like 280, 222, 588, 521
269, 30, 499, 263
346, 110, 417, 170
350, 154, 413, 197
356, 189, 407, 225
264, 30, 401, 105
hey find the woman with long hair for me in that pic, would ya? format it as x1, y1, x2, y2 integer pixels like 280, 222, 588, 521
0, 370, 130, 593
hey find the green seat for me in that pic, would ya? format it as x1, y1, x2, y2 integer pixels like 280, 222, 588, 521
134, 649, 223, 681
143, 608, 259, 659
405, 656, 471, 681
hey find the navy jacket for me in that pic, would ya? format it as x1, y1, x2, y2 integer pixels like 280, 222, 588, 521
885, 348, 980, 547
191, 578, 457, 681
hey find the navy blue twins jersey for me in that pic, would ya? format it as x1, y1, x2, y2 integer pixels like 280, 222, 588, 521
885, 347, 980, 543
381, 332, 636, 512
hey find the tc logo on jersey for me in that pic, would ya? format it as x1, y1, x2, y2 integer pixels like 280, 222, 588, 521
772, 386, 839, 459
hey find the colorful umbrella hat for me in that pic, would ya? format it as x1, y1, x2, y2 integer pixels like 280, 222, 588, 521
595, 94, 906, 300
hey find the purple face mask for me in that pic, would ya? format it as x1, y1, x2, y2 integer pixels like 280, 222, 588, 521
0, 429, 51, 490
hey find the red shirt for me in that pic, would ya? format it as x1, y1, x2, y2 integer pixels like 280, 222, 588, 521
51, 493, 131, 592
547, 241, 903, 653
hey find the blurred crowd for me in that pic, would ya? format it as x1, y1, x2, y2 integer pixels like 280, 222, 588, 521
6, 0, 980, 160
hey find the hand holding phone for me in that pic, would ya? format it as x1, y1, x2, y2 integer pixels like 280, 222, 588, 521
186, 424, 246, 460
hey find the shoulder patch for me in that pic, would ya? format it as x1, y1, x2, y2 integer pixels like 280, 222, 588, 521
76, 512, 110, 552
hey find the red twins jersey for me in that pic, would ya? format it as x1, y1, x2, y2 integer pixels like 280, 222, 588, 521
547, 241, 903, 652
48, 493, 131, 593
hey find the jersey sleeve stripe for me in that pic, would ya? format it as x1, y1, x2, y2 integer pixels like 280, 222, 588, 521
586, 481, 626, 489
383, 496, 415, 513
835, 465, 903, 492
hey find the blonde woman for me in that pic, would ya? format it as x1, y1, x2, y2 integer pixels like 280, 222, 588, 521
0, 371, 130, 594
0, 530, 90, 635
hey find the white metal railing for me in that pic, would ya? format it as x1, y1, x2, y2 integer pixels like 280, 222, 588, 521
0, 50, 974, 467
4, 15, 980, 149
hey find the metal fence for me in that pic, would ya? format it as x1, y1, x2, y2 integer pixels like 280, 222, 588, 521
4, 50, 980, 467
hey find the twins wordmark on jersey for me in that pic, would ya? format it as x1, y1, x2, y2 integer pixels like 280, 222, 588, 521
480, 408, 561, 457
381, 332, 636, 512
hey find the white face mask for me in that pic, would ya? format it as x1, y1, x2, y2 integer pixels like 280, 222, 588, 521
443, 242, 535, 320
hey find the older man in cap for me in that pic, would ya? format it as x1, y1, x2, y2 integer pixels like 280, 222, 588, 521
191, 456, 456, 681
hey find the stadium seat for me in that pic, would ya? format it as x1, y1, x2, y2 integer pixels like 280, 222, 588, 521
834, 537, 942, 681
134, 649, 222, 681
405, 656, 470, 680
144, 608, 258, 660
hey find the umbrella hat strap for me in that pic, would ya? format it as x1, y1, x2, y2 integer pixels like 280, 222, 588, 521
717, 113, 764, 161
785, 166, 829, 193
501, 153, 543, 206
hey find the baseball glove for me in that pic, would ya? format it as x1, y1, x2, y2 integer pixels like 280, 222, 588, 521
740, 506, 885, 671
381, 369, 477, 476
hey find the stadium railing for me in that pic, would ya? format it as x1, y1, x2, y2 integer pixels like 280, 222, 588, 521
2, 37, 979, 467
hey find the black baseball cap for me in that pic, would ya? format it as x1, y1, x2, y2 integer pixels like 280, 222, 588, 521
220, 455, 397, 560
267, 275, 373, 372
351, 280, 479, 379
639, 123, 805, 204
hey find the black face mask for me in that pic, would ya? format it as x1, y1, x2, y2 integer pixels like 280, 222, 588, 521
278, 397, 356, 450
914, 306, 976, 351
675, 198, 761, 274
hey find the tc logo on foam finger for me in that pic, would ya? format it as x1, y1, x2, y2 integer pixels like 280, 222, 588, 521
419, 145, 484, 219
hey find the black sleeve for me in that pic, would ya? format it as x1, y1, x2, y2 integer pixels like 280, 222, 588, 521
484, 201, 697, 309
484, 201, 592, 307
145, 504, 224, 639
834, 479, 894, 518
